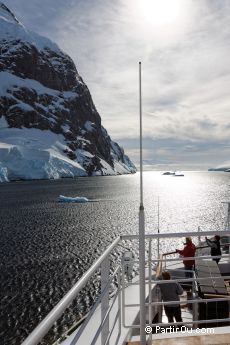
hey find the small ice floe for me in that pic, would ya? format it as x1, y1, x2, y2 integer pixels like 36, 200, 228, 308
58, 195, 89, 203
174, 171, 184, 176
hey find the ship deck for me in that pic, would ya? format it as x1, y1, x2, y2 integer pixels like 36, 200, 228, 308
128, 329, 230, 344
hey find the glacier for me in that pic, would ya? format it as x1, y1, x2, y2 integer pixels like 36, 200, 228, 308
0, 121, 87, 181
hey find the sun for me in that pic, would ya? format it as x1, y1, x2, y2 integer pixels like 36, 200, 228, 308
138, 0, 182, 26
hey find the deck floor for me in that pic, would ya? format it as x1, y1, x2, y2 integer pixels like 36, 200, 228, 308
151, 333, 230, 345
128, 332, 230, 345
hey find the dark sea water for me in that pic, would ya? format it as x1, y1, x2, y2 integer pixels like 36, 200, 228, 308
0, 171, 229, 344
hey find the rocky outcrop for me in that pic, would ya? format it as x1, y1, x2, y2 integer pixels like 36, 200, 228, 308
0, 3, 136, 179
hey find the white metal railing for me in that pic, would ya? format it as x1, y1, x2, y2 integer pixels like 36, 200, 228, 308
21, 237, 121, 345
122, 229, 230, 240
121, 233, 230, 343
20, 230, 230, 345
68, 266, 121, 345
122, 271, 230, 331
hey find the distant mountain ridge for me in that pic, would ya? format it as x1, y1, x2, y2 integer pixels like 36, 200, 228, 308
0, 2, 136, 182
208, 167, 230, 172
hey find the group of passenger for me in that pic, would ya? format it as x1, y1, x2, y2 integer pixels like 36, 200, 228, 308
157, 235, 222, 324
176, 234, 221, 273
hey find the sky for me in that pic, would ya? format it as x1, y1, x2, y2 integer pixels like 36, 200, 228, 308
3, 0, 230, 170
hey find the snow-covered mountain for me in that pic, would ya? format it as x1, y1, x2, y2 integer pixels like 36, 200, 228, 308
208, 165, 230, 172
0, 3, 136, 182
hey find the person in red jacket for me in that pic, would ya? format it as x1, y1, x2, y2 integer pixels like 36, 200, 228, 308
176, 237, 196, 278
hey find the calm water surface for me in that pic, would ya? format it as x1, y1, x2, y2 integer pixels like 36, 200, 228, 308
0, 171, 229, 344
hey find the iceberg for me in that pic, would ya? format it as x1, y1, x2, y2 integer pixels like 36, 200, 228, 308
58, 195, 89, 203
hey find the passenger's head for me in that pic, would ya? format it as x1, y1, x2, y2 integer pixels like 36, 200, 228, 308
185, 237, 192, 244
215, 235, 220, 241
162, 271, 171, 280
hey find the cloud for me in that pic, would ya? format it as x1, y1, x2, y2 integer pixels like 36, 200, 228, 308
3, 0, 230, 168
118, 137, 230, 169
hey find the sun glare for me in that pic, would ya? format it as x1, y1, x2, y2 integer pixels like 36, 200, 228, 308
138, 0, 182, 26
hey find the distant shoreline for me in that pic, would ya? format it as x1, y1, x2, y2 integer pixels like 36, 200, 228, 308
1, 169, 230, 184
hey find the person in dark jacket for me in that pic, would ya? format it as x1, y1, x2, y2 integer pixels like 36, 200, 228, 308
157, 271, 184, 323
205, 235, 221, 264
176, 237, 196, 278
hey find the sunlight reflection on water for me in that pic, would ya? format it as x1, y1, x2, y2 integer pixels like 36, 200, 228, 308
139, 170, 230, 254
142, 171, 229, 232
144, 172, 230, 232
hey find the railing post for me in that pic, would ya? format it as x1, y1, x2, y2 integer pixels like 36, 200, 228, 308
139, 205, 146, 345
121, 258, 126, 327
192, 271, 198, 329
101, 257, 110, 345
192, 295, 199, 329
118, 268, 121, 340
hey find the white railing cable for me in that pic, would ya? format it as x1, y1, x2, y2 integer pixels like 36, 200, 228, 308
125, 254, 229, 265
91, 288, 120, 345
104, 267, 121, 345
150, 317, 230, 328
121, 230, 230, 240
122, 274, 230, 287
125, 296, 230, 308
104, 311, 120, 345
21, 237, 120, 345
106, 267, 121, 345
159, 254, 229, 262
70, 266, 120, 344
127, 316, 230, 329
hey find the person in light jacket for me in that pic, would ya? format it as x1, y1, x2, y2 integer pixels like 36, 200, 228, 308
205, 235, 221, 264
157, 271, 184, 323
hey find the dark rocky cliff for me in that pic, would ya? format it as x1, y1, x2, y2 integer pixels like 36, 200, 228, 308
0, 2, 136, 179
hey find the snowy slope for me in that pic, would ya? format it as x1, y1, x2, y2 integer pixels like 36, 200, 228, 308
0, 2, 62, 54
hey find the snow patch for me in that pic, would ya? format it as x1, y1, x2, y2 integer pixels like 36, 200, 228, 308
62, 124, 71, 133
0, 71, 77, 97
0, 2, 20, 25
0, 116, 8, 128
0, 163, 8, 182
9, 102, 34, 112
96, 158, 116, 176
84, 121, 95, 132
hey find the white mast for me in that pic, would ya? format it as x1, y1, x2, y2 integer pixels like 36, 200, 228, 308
138, 61, 146, 345
157, 196, 160, 258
